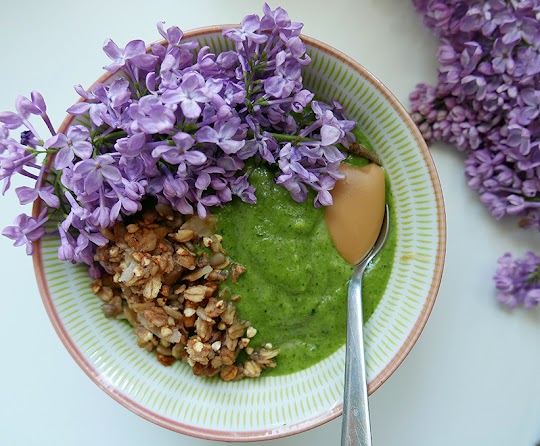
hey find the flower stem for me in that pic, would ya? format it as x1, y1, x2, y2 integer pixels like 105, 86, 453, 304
246, 130, 316, 144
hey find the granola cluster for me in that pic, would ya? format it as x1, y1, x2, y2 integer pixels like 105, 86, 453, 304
92, 203, 279, 381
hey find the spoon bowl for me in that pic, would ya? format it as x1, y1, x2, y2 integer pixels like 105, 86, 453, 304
341, 205, 390, 446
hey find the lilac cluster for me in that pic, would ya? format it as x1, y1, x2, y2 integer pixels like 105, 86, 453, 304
410, 0, 540, 229
494, 251, 540, 308
0, 5, 355, 270
410, 0, 540, 309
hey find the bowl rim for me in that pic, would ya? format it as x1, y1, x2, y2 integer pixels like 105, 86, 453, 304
32, 24, 446, 442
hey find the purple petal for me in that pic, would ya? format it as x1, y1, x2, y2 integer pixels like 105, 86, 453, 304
124, 40, 146, 58
72, 141, 93, 159
67, 102, 92, 115
172, 132, 195, 150
183, 151, 207, 165
44, 133, 67, 149
321, 125, 341, 146
38, 186, 60, 208
218, 139, 245, 154
151, 144, 175, 159
30, 91, 46, 113
84, 169, 103, 194
54, 146, 75, 169
85, 230, 108, 246
180, 100, 202, 119
315, 189, 333, 207
195, 172, 211, 190
74, 159, 97, 176
0, 112, 23, 129
100, 164, 122, 182
323, 145, 346, 162
196, 126, 219, 144
130, 53, 159, 70
103, 39, 122, 61
15, 186, 39, 205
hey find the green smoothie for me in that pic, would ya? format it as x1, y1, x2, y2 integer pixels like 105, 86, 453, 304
216, 163, 396, 376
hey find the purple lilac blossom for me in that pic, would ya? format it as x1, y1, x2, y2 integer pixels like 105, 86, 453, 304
2, 209, 48, 255
494, 252, 540, 308
0, 4, 359, 272
410, 0, 540, 227
411, 0, 540, 308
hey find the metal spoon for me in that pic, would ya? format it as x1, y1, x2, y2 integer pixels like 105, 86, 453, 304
341, 205, 389, 446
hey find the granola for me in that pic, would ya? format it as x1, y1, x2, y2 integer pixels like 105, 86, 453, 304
92, 204, 279, 381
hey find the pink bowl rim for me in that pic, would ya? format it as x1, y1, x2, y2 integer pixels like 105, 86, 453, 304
32, 25, 446, 442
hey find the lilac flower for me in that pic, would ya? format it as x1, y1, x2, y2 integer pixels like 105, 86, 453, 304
157, 21, 198, 51
238, 135, 277, 163
103, 39, 158, 72
505, 124, 531, 156
115, 133, 146, 158
16, 91, 50, 130
45, 125, 93, 169
494, 252, 540, 308
460, 42, 483, 75
92, 79, 132, 111
73, 155, 121, 194
151, 132, 207, 166
16, 185, 60, 208
67, 84, 113, 122
459, 4, 493, 34
196, 117, 245, 154
260, 3, 302, 37
229, 173, 256, 203
292, 89, 314, 113
58, 226, 76, 262
195, 192, 222, 219
500, 17, 538, 45
222, 14, 268, 44
161, 170, 193, 215
264, 74, 296, 99
516, 88, 540, 125
157, 22, 184, 47
73, 228, 108, 265
0, 143, 35, 193
491, 38, 516, 74
194, 46, 221, 76
2, 209, 48, 255
128, 95, 176, 134
161, 72, 210, 119
111, 179, 145, 215
313, 175, 336, 207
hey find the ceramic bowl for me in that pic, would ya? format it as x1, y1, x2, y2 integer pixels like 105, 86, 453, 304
33, 26, 446, 441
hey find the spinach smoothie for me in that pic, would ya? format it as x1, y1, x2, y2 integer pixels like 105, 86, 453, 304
216, 163, 396, 376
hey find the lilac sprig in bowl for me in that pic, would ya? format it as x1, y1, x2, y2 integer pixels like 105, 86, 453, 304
1, 5, 445, 441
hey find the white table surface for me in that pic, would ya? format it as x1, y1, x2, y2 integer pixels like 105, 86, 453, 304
1, 1, 540, 445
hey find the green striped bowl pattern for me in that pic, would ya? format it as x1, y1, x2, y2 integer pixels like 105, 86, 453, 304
34, 28, 445, 442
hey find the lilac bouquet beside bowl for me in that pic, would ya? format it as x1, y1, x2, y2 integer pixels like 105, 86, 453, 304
409, 0, 540, 308
0, 4, 355, 274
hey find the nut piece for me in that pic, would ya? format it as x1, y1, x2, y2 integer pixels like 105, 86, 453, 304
231, 264, 246, 284
184, 285, 210, 303
243, 360, 262, 378
157, 352, 175, 366
172, 229, 196, 242
220, 365, 238, 382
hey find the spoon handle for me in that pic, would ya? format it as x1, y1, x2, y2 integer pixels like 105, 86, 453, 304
341, 263, 372, 446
